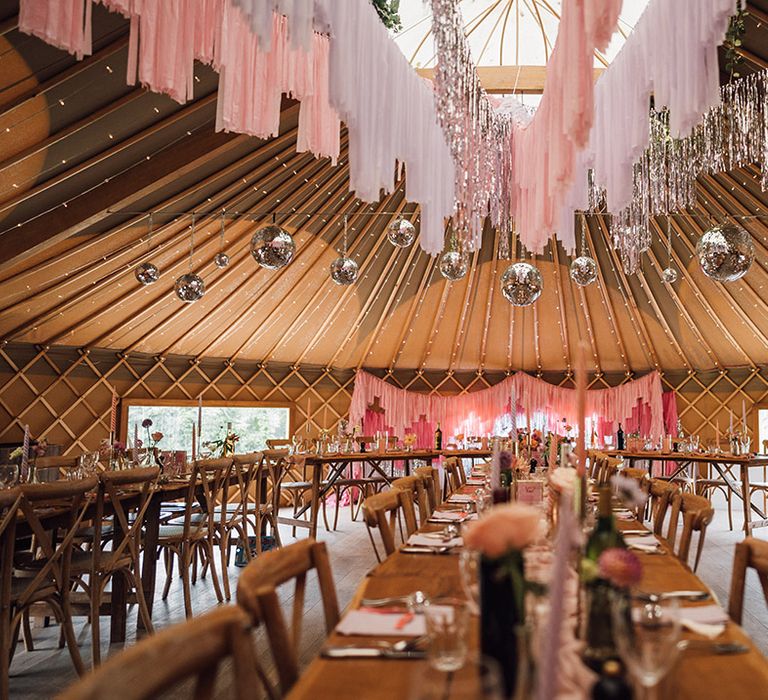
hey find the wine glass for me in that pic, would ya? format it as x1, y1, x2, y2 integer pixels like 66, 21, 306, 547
408, 654, 503, 700
458, 549, 480, 615
610, 593, 681, 698
0, 464, 19, 489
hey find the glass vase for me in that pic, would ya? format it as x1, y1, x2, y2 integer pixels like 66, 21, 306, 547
480, 551, 528, 697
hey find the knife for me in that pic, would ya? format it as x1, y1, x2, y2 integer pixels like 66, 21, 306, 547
321, 647, 427, 659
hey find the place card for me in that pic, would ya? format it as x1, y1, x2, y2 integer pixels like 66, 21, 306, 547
516, 480, 544, 504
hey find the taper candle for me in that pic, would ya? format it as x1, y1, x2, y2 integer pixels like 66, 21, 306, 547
742, 399, 747, 433
110, 390, 117, 437
191, 423, 196, 462
21, 424, 29, 476
133, 423, 138, 463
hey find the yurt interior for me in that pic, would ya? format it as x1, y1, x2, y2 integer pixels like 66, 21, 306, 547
1, 0, 768, 698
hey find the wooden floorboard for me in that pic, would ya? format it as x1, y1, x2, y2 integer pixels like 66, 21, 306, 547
8, 495, 768, 698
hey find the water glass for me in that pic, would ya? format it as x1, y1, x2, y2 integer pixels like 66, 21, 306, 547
424, 599, 469, 672
610, 593, 681, 695
408, 654, 503, 700
0, 464, 19, 489
740, 435, 751, 455
459, 550, 480, 615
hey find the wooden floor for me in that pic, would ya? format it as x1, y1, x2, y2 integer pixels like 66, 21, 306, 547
8, 493, 768, 699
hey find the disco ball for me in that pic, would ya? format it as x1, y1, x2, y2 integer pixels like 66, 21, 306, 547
569, 255, 597, 287
250, 224, 295, 270
696, 222, 754, 282
661, 266, 678, 284
439, 250, 468, 281
329, 256, 359, 285
135, 262, 160, 285
387, 217, 416, 248
174, 273, 205, 302
214, 252, 230, 269
500, 262, 543, 306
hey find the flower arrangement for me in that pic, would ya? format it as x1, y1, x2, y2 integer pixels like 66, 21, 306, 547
597, 548, 643, 588
205, 427, 240, 457
463, 503, 543, 558
139, 418, 164, 451
9, 438, 48, 463
403, 433, 417, 450
610, 473, 648, 511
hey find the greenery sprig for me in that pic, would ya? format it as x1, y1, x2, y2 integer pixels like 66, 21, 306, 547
723, 1, 747, 80
371, 0, 402, 32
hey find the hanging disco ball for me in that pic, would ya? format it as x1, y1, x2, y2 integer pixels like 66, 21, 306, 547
214, 252, 230, 269
387, 217, 416, 248
661, 266, 678, 284
439, 250, 468, 281
500, 262, 543, 307
329, 256, 359, 285
569, 256, 597, 287
174, 273, 205, 302
250, 224, 295, 270
135, 262, 160, 286
696, 222, 754, 282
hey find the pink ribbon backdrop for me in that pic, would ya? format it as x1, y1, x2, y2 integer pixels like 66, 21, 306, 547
350, 370, 673, 449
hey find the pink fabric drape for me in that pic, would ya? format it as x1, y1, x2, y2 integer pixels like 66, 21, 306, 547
19, 0, 92, 59
662, 391, 679, 435
349, 370, 666, 446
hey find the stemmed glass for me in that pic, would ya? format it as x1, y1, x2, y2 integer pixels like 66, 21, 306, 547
408, 654, 503, 699
610, 594, 681, 699
458, 549, 480, 615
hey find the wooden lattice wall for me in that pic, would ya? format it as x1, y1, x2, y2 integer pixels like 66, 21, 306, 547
1, 343, 767, 454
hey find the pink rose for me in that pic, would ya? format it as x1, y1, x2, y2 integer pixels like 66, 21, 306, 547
598, 548, 643, 588
463, 503, 543, 558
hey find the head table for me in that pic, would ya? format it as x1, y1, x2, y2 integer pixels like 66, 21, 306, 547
285, 480, 768, 700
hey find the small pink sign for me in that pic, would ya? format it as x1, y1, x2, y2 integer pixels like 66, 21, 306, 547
516, 480, 544, 504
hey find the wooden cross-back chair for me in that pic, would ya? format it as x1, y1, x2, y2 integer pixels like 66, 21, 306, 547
0, 487, 23, 699
666, 492, 714, 572
588, 452, 606, 480
158, 459, 231, 617
266, 439, 291, 450
620, 467, 650, 518
34, 455, 81, 482
70, 467, 159, 666
9, 477, 99, 680
391, 475, 429, 525
414, 465, 440, 514
728, 537, 768, 625
57, 606, 267, 700
648, 478, 680, 539
443, 456, 466, 498
236, 539, 339, 697
361, 488, 418, 562
596, 458, 622, 487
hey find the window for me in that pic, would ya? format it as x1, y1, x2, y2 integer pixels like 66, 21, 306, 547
124, 403, 291, 455
758, 408, 768, 454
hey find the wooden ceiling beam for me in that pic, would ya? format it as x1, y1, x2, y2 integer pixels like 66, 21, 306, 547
592, 214, 664, 371
415, 65, 604, 94
477, 229, 501, 373
448, 246, 481, 372
549, 236, 573, 372
0, 95, 245, 266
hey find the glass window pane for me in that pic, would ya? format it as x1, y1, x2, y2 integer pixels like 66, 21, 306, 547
126, 405, 290, 454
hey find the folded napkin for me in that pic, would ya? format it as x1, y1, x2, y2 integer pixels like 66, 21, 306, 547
447, 494, 475, 503
613, 509, 635, 521
336, 609, 426, 637
673, 606, 728, 639
407, 533, 463, 548
466, 478, 485, 485
625, 535, 660, 551
429, 510, 470, 522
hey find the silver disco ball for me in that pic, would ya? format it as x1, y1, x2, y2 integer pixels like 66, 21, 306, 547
387, 217, 416, 248
661, 266, 678, 284
174, 273, 205, 302
329, 256, 359, 285
135, 262, 160, 285
569, 255, 597, 287
696, 222, 754, 282
214, 252, 230, 269
500, 262, 543, 306
439, 250, 468, 281
250, 224, 295, 270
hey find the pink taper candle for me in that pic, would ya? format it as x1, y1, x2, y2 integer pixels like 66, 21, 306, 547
110, 390, 117, 437
133, 423, 138, 463
191, 423, 196, 462
575, 341, 587, 477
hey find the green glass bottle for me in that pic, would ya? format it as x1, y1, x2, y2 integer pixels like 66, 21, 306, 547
583, 488, 626, 671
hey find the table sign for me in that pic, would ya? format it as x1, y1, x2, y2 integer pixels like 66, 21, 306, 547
516, 480, 544, 505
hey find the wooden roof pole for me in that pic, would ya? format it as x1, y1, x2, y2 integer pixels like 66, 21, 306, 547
447, 247, 482, 373
477, 228, 501, 373
549, 235, 573, 372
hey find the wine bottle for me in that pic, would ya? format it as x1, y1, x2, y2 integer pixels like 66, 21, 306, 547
592, 660, 633, 700
434, 422, 443, 450
616, 423, 625, 451
583, 488, 626, 671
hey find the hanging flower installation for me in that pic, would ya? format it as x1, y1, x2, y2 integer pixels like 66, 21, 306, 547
251, 216, 295, 270
696, 221, 755, 282
501, 262, 543, 307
